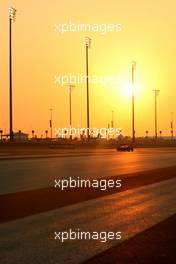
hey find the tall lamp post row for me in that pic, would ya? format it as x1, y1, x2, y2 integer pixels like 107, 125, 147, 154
131, 64, 162, 143
7, 7, 92, 142
5, 8, 171, 142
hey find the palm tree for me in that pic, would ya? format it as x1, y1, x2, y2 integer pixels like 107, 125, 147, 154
0, 130, 3, 141
159, 130, 162, 138
18, 130, 22, 141
32, 130, 35, 138
45, 130, 48, 139
145, 130, 149, 138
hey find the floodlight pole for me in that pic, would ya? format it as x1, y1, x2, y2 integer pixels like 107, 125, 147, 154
85, 37, 91, 140
68, 84, 75, 139
50, 108, 53, 139
153, 89, 160, 140
111, 110, 114, 128
171, 112, 174, 140
132, 61, 136, 144
8, 7, 16, 142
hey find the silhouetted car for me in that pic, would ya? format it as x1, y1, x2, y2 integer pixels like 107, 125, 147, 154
116, 145, 134, 152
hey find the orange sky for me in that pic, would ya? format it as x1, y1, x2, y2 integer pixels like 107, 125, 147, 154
0, 0, 176, 137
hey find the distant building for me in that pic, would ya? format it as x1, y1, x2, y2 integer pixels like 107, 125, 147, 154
14, 131, 29, 141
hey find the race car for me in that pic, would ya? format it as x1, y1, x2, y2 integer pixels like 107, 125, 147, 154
116, 145, 134, 152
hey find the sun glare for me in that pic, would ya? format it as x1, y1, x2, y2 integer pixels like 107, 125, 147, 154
122, 83, 132, 97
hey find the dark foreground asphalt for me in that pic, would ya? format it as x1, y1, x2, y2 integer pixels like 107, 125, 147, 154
0, 166, 176, 223
84, 214, 176, 264
0, 149, 176, 263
